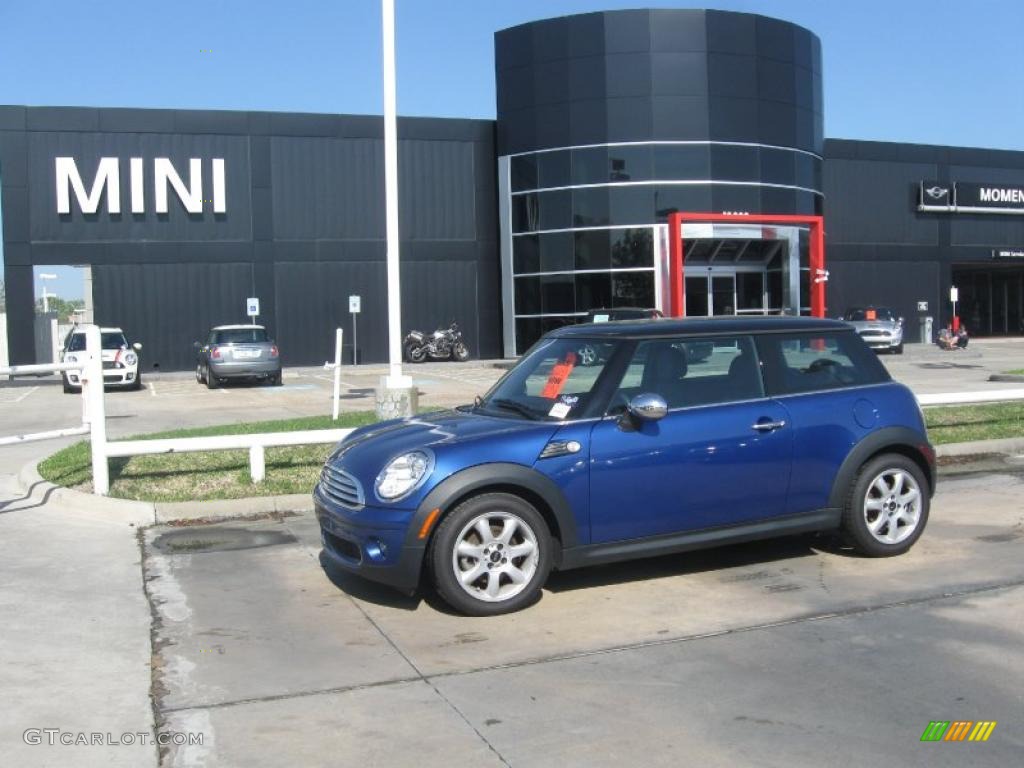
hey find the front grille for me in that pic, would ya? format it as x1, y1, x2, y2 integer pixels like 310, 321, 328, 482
319, 465, 365, 509
103, 361, 124, 370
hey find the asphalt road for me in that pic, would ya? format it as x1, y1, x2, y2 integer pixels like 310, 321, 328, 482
144, 471, 1024, 767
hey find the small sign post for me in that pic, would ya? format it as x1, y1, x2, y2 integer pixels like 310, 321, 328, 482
246, 297, 260, 325
950, 286, 959, 332
349, 295, 361, 364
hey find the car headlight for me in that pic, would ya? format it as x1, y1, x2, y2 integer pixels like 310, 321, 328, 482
124, 352, 138, 366
374, 450, 433, 501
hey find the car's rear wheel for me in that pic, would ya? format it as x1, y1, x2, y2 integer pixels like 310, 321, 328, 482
270, 371, 283, 386
841, 453, 928, 556
195, 363, 205, 384
429, 493, 551, 616
205, 365, 219, 389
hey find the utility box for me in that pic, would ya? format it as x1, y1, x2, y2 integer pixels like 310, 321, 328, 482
919, 316, 933, 344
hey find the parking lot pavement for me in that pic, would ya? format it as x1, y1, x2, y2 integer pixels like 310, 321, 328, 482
148, 472, 1024, 767
879, 337, 1024, 394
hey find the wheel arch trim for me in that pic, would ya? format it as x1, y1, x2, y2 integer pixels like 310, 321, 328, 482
410, 463, 579, 554
828, 427, 936, 510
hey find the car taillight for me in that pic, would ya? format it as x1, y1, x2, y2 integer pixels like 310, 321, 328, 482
210, 346, 221, 359
269, 345, 279, 358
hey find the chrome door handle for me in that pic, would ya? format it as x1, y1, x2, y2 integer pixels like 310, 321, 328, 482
752, 420, 787, 431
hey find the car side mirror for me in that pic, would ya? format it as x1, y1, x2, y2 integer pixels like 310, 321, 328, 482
132, 342, 143, 352
628, 393, 668, 422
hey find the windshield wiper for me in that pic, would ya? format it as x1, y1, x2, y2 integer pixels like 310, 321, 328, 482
487, 398, 543, 421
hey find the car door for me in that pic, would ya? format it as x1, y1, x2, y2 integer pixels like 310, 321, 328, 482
588, 335, 794, 543
754, 330, 893, 515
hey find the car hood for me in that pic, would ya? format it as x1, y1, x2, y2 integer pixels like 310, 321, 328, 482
326, 409, 562, 504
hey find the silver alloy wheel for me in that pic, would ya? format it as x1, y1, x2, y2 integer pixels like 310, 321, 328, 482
863, 468, 922, 544
195, 363, 203, 382
451, 510, 540, 603
578, 344, 597, 366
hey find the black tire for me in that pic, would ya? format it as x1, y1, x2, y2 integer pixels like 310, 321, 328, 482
62, 376, 75, 394
132, 372, 143, 391
841, 453, 929, 557
404, 342, 427, 363
452, 342, 470, 362
270, 371, 283, 386
894, 343, 904, 355
205, 364, 219, 389
195, 363, 205, 384
428, 493, 552, 616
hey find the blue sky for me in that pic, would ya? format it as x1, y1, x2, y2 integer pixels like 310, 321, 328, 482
3, 0, 1024, 299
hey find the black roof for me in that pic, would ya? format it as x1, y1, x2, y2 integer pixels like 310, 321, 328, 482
550, 315, 850, 339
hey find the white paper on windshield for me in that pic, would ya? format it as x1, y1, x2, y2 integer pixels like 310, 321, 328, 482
592, 314, 610, 323
548, 402, 571, 419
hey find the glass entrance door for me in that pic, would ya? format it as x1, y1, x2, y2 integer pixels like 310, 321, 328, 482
711, 275, 735, 316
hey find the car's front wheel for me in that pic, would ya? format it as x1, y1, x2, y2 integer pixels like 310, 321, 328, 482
429, 493, 551, 616
841, 453, 929, 556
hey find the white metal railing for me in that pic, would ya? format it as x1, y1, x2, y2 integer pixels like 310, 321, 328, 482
105, 428, 355, 484
0, 325, 109, 491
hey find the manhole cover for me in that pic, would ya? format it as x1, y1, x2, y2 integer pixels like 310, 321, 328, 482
152, 527, 296, 554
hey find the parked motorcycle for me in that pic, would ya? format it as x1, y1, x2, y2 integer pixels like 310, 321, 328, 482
403, 322, 470, 363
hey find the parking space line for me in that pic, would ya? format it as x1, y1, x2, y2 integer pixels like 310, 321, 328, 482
14, 386, 40, 403
148, 382, 157, 397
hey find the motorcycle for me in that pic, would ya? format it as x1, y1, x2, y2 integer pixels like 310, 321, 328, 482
403, 321, 470, 363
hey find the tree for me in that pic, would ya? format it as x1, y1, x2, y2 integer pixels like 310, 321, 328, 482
35, 295, 84, 321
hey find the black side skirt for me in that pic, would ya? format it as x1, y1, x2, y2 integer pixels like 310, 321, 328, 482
559, 509, 841, 571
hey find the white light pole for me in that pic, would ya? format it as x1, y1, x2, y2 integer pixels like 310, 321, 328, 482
382, 0, 411, 392
39, 272, 57, 313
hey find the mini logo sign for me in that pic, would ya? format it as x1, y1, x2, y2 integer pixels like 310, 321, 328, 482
920, 721, 997, 742
919, 180, 1024, 214
55, 157, 226, 215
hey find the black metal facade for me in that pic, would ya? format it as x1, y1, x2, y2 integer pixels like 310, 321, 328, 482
824, 139, 1024, 336
0, 106, 500, 369
494, 9, 825, 353
4, 9, 1024, 369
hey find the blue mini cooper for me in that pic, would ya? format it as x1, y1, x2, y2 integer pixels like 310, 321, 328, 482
315, 317, 935, 615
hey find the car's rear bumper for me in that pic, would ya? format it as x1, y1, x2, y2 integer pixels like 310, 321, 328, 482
209, 360, 281, 378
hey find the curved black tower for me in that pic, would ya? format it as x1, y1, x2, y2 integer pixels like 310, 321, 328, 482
495, 9, 824, 353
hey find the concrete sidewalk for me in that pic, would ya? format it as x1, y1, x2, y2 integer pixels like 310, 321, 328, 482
0, 471, 156, 768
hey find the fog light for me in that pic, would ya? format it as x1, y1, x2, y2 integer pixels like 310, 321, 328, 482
364, 538, 387, 562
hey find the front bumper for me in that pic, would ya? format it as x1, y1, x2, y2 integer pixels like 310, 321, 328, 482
65, 369, 138, 388
860, 334, 902, 350
314, 488, 426, 593
209, 360, 281, 379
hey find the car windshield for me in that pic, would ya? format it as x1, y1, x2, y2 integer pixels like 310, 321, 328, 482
479, 337, 619, 421
845, 307, 895, 322
67, 332, 129, 352
212, 328, 268, 344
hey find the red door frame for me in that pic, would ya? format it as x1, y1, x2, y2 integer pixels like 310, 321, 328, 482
667, 212, 826, 318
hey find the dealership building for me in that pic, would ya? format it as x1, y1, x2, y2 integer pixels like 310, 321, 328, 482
3, 8, 1024, 369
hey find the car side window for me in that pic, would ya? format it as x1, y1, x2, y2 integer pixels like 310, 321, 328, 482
611, 335, 764, 411
756, 332, 890, 396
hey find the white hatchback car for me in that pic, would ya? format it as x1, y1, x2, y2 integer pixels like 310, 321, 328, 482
61, 326, 143, 392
